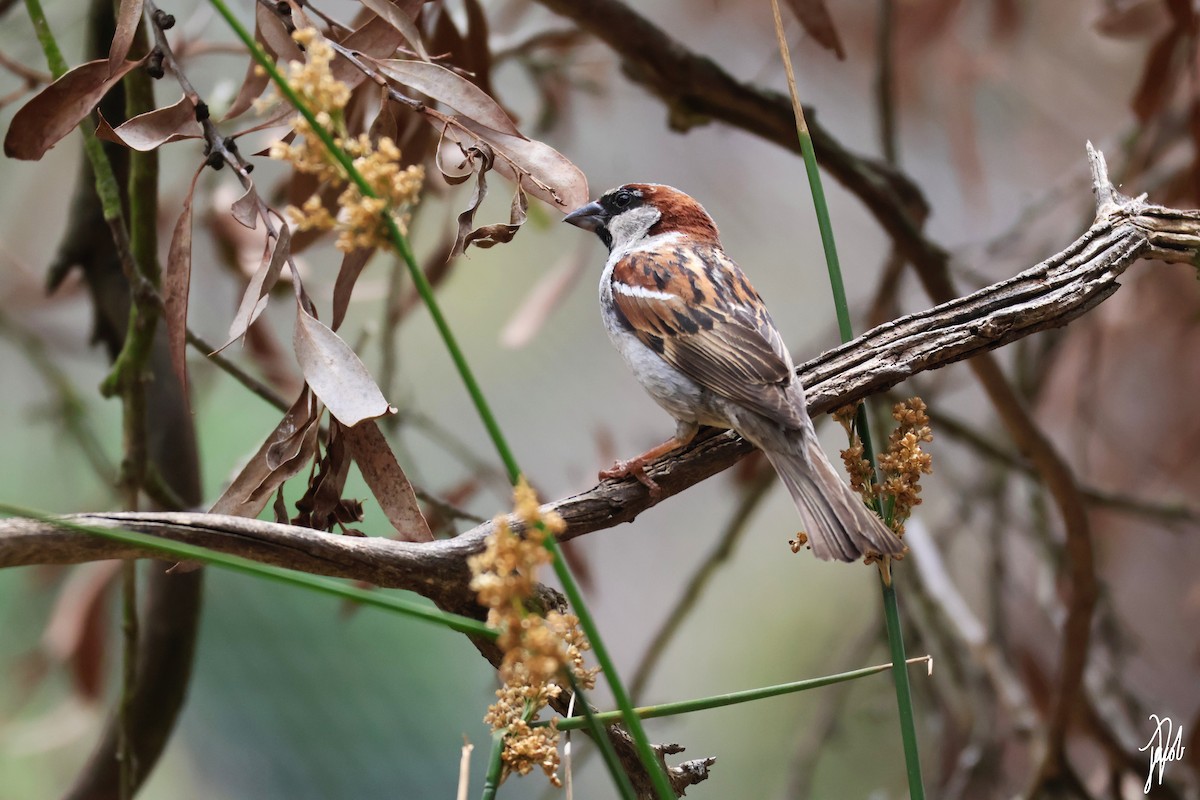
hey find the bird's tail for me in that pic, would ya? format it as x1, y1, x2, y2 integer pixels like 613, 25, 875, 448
763, 437, 906, 562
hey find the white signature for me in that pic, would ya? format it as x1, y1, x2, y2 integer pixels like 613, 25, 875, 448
1140, 714, 1186, 793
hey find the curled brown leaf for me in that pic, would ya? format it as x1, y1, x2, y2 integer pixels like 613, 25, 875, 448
108, 0, 146, 74
461, 181, 527, 252
222, 223, 293, 350
370, 56, 588, 209
443, 116, 587, 210
450, 143, 494, 254
210, 390, 320, 518
95, 95, 201, 151
230, 182, 260, 230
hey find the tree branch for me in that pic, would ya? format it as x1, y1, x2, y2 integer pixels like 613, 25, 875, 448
4, 157, 1198, 595
532, 0, 936, 248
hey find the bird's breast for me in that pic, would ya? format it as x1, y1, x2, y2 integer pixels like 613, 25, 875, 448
599, 264, 728, 427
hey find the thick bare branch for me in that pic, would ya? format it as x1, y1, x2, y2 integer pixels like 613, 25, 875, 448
4, 167, 1199, 594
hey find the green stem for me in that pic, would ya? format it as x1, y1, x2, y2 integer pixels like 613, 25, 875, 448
205, 4, 672, 794
26, 0, 123, 225
564, 668, 637, 800
479, 728, 505, 800
542, 656, 929, 731
25, 4, 158, 795
25, 0, 66, 76
117, 30, 159, 797
799, 126, 925, 800
881, 578, 923, 793
769, 2, 925, 796
0, 505, 497, 639
206, 0, 520, 482
543, 533, 675, 799
389, 231, 520, 481
118, 559, 138, 800
29, 0, 150, 401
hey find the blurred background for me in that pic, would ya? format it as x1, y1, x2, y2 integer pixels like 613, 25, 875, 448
1, 0, 1198, 797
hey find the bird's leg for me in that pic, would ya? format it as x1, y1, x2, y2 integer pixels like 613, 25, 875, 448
600, 421, 699, 499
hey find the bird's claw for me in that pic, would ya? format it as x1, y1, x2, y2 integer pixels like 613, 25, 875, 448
599, 458, 663, 499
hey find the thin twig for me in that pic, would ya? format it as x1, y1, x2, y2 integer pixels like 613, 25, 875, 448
185, 328, 290, 413
0, 47, 51, 84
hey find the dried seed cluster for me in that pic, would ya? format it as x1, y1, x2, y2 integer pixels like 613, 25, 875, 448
835, 397, 934, 541
877, 397, 934, 531
468, 479, 598, 786
267, 28, 424, 252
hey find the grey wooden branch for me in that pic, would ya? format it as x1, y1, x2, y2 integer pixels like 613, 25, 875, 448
2, 147, 1199, 610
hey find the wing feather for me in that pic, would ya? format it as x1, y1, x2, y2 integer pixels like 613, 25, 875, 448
610, 244, 806, 428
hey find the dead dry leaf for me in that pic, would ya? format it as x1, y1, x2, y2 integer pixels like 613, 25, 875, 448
344, 420, 433, 541
223, 223, 293, 349
108, 0, 146, 74
359, 0, 431, 61
461, 181, 527, 251
784, 0, 845, 59
210, 390, 319, 517
293, 423, 358, 530
371, 57, 587, 210
223, 5, 303, 122
95, 94, 200, 151
164, 165, 206, 398
293, 303, 393, 427
429, 0, 495, 100
445, 116, 587, 210
4, 56, 148, 160
329, 15, 406, 87
230, 181, 260, 229
332, 248, 375, 331
373, 58, 520, 135
450, 144, 493, 253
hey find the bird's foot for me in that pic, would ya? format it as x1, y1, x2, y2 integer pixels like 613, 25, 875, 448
599, 457, 663, 499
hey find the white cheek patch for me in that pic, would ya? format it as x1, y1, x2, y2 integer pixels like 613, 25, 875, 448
613, 282, 677, 302
619, 232, 685, 260
606, 205, 660, 247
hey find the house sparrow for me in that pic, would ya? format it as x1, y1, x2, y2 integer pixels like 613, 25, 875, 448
563, 184, 905, 562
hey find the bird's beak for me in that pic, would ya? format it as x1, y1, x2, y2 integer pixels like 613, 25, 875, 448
562, 201, 606, 232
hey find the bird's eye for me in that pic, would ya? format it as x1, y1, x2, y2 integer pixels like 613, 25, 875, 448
612, 190, 633, 209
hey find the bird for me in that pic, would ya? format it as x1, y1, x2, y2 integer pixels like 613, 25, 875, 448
563, 183, 906, 562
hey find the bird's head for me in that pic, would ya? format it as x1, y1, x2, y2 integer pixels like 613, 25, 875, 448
563, 183, 721, 253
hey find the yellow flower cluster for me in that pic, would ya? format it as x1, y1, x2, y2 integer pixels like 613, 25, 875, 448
835, 397, 934, 539
468, 479, 597, 786
267, 28, 423, 252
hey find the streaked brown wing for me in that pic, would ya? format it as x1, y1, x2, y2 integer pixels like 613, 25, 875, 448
610, 243, 806, 428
